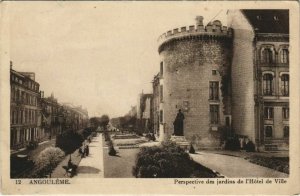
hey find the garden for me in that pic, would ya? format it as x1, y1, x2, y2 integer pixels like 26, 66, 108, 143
133, 141, 217, 178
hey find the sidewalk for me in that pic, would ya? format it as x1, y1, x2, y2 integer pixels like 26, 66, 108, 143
190, 151, 288, 178
75, 133, 104, 178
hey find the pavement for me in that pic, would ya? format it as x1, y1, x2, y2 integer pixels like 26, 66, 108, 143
75, 133, 104, 178
190, 151, 288, 178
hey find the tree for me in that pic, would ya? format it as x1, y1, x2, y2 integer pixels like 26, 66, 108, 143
89, 117, 101, 129
56, 130, 84, 154
35, 147, 65, 178
99, 115, 110, 130
133, 141, 194, 178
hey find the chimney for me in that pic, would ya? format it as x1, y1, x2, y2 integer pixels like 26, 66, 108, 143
195, 16, 204, 26
10, 61, 13, 69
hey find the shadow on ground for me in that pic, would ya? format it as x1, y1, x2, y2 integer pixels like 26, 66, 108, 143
77, 166, 101, 174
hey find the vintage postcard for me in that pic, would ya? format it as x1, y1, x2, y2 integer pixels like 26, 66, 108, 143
0, 1, 299, 195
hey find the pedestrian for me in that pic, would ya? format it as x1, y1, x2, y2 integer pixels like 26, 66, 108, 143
78, 147, 82, 157
85, 145, 89, 156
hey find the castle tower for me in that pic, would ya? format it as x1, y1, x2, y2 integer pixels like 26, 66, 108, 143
157, 16, 233, 149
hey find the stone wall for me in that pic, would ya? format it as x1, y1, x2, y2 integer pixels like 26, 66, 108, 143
159, 36, 232, 149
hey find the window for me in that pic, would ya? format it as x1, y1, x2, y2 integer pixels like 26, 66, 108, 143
281, 74, 289, 96
16, 89, 20, 101
11, 88, 15, 100
264, 107, 274, 119
283, 107, 289, 119
210, 105, 219, 124
14, 89, 18, 102
283, 126, 289, 138
281, 49, 289, 63
209, 81, 219, 100
160, 85, 163, 103
12, 110, 15, 124
160, 62, 163, 77
212, 70, 217, 75
262, 48, 273, 63
160, 110, 163, 123
265, 126, 273, 137
263, 74, 273, 95
20, 110, 23, 124
25, 109, 28, 123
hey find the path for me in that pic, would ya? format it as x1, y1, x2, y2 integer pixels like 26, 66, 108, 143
190, 151, 288, 178
75, 133, 104, 178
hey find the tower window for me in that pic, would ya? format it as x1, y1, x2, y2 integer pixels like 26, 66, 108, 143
160, 85, 163, 103
210, 105, 219, 124
209, 81, 219, 100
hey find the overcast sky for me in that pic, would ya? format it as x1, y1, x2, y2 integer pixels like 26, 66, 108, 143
9, 2, 227, 118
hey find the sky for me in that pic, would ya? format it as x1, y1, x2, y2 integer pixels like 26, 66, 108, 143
8, 2, 227, 118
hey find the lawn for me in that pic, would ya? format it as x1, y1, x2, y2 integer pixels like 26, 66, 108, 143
103, 147, 139, 178
246, 155, 289, 174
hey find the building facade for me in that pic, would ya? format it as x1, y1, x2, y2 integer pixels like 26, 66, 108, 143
153, 10, 289, 151
136, 93, 153, 134
41, 93, 64, 139
152, 73, 161, 139
10, 63, 45, 150
228, 10, 289, 151
61, 104, 89, 131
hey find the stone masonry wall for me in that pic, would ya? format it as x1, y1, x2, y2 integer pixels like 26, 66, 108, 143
159, 37, 232, 149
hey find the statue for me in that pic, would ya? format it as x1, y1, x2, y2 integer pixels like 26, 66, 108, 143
173, 109, 185, 136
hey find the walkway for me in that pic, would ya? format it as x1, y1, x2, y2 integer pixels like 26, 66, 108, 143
190, 151, 288, 178
75, 133, 104, 178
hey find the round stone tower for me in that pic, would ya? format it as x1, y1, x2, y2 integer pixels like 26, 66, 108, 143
157, 16, 233, 149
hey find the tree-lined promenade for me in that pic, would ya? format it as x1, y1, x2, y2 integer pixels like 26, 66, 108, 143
11, 113, 289, 179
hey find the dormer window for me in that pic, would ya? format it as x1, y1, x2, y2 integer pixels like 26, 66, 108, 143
274, 16, 279, 21
256, 15, 262, 20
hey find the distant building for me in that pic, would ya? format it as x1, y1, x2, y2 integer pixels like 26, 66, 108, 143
41, 93, 64, 139
61, 103, 89, 131
152, 10, 289, 151
152, 73, 162, 140
136, 92, 153, 134
10, 63, 45, 150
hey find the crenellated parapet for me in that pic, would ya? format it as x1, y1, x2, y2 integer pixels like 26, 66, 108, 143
158, 16, 233, 53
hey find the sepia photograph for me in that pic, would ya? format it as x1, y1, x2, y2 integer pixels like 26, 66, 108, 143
0, 1, 299, 195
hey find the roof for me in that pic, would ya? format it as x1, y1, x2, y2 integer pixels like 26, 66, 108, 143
242, 10, 289, 34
